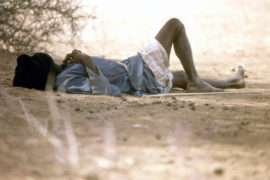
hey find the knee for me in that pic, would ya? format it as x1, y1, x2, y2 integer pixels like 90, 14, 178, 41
167, 18, 185, 31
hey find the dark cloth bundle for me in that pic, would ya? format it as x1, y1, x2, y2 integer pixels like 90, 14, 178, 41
13, 53, 54, 90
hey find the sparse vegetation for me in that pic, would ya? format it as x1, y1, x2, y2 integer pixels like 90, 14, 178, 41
0, 0, 96, 53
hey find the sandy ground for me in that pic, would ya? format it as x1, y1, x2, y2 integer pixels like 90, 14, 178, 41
1, 52, 270, 180
1, 0, 270, 180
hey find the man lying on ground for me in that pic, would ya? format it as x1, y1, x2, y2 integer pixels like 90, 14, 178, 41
13, 18, 245, 96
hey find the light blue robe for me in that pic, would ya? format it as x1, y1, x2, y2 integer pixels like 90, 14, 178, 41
55, 53, 166, 96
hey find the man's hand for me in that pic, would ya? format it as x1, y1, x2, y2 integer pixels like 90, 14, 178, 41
63, 49, 99, 74
63, 49, 83, 65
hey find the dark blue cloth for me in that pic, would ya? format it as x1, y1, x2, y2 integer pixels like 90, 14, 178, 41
55, 53, 164, 96
13, 53, 54, 90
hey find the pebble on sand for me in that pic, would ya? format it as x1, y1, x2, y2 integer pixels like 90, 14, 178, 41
191, 106, 196, 110
213, 167, 224, 175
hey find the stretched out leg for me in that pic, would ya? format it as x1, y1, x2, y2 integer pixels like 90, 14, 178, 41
155, 18, 223, 92
172, 66, 246, 89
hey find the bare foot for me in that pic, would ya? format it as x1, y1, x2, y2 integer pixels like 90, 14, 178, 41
187, 79, 224, 93
229, 66, 246, 88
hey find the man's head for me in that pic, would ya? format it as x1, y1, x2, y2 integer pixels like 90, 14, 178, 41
13, 53, 55, 90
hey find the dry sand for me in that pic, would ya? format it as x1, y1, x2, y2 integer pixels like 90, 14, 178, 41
1, 0, 270, 179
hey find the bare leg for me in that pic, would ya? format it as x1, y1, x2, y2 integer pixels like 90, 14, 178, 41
203, 66, 245, 89
155, 18, 223, 92
172, 66, 246, 90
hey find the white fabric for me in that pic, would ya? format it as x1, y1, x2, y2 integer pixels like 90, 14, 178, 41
140, 39, 173, 90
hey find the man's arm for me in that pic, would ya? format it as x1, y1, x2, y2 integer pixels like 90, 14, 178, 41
65, 50, 99, 74
75, 53, 99, 75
